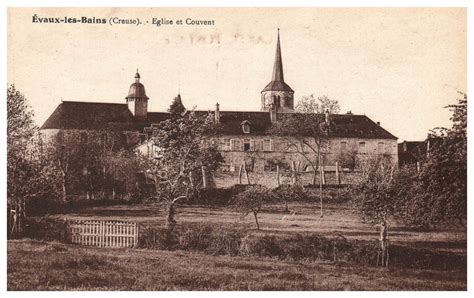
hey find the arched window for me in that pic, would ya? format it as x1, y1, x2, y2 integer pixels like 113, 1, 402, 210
275, 95, 281, 107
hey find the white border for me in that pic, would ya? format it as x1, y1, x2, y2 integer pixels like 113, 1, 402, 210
1, 1, 471, 297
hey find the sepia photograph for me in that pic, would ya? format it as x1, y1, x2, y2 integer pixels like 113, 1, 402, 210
4, 4, 468, 292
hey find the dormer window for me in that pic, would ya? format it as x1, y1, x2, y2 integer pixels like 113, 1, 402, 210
241, 120, 251, 134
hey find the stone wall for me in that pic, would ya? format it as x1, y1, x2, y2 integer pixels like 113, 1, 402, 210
213, 167, 362, 188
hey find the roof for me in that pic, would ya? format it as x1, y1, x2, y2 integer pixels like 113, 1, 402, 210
126, 72, 148, 99
213, 111, 397, 139
261, 29, 294, 93
41, 101, 397, 139
262, 80, 294, 92
126, 82, 148, 99
41, 101, 167, 131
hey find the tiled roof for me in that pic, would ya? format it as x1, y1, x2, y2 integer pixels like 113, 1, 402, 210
262, 80, 294, 92
40, 101, 168, 131
41, 101, 397, 139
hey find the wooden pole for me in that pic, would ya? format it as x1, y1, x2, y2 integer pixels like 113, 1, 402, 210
335, 161, 340, 185
238, 164, 243, 185
291, 161, 297, 185
319, 155, 323, 218
276, 165, 280, 187
201, 165, 207, 188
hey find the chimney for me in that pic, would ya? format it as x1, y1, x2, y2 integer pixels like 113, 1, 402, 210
269, 103, 278, 123
215, 102, 220, 123
325, 109, 330, 124
376, 121, 380, 125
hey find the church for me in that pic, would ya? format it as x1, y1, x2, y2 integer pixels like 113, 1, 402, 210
41, 30, 398, 187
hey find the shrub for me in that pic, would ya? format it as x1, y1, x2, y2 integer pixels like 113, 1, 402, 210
138, 226, 179, 250
23, 217, 71, 242
191, 185, 248, 206
239, 235, 284, 258
179, 224, 243, 256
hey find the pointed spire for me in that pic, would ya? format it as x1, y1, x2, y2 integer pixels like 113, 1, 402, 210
272, 28, 284, 82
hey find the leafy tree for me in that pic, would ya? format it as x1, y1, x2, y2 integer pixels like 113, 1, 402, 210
7, 85, 60, 237
351, 157, 396, 267
168, 94, 186, 115
394, 92, 467, 227
138, 111, 223, 233
352, 157, 396, 226
295, 94, 340, 114
45, 129, 137, 201
232, 185, 270, 230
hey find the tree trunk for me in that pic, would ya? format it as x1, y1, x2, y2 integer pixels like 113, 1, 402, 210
189, 171, 194, 188
61, 172, 67, 203
320, 159, 326, 185
253, 211, 260, 230
165, 202, 177, 233
244, 164, 251, 185
285, 199, 289, 212
378, 220, 389, 267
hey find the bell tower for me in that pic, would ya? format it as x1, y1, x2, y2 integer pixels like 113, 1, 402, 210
261, 29, 294, 113
126, 70, 149, 119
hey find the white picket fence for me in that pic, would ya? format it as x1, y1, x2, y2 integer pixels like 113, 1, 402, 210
69, 220, 138, 248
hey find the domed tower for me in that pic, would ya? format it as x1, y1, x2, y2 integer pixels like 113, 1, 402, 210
126, 70, 149, 119
261, 29, 294, 113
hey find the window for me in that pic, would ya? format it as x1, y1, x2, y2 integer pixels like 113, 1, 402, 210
263, 139, 272, 152
358, 142, 366, 154
340, 141, 347, 151
378, 142, 384, 154
231, 139, 242, 151
243, 139, 251, 152
254, 139, 263, 151
272, 95, 281, 107
241, 120, 251, 134
223, 139, 231, 151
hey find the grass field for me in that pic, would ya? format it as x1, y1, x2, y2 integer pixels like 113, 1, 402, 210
7, 240, 467, 290
8, 201, 467, 290
57, 202, 467, 254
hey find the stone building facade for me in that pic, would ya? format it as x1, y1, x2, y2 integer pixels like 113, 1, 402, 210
41, 30, 398, 188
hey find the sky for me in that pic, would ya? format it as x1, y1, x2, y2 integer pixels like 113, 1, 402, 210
7, 7, 466, 141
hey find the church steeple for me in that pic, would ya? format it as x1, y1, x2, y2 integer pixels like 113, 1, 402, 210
272, 28, 284, 82
261, 29, 294, 113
